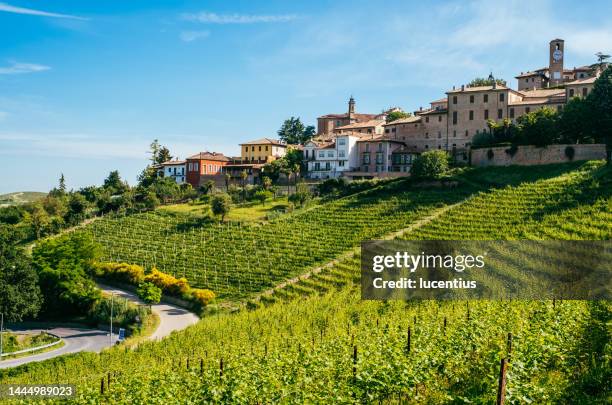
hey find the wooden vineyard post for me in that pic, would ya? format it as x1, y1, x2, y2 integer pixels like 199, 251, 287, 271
496, 358, 508, 405
107, 372, 111, 390
443, 317, 447, 336
220, 358, 224, 378
406, 327, 411, 353
187, 358, 190, 370
507, 333, 513, 363
200, 358, 204, 375
100, 377, 105, 395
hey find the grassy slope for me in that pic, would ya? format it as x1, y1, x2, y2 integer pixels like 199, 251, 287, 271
2, 161, 609, 403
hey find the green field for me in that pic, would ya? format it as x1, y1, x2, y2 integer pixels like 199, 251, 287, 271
2, 161, 610, 403
0, 191, 46, 207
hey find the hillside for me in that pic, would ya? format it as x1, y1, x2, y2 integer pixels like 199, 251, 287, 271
0, 191, 46, 207
2, 160, 610, 403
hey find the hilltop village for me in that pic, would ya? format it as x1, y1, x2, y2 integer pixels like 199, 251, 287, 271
157, 38, 608, 186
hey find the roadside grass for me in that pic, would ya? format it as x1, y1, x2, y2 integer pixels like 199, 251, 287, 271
0, 336, 65, 361
122, 312, 160, 348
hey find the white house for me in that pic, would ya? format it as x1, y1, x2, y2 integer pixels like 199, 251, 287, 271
157, 159, 186, 184
303, 133, 361, 179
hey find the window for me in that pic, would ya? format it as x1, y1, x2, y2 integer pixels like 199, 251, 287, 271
484, 109, 489, 119
425, 145, 429, 149
385, 129, 390, 134
362, 154, 370, 164
392, 127, 396, 132
425, 132, 429, 138
338, 137, 346, 146
208, 164, 212, 173
452, 111, 458, 125
497, 109, 503, 119
469, 95, 474, 103
510, 108, 515, 119
465, 130, 469, 137
438, 145, 442, 149
327, 151, 334, 157
582, 88, 588, 97
365, 144, 370, 152
425, 116, 429, 123
569, 89, 575, 97
188, 163, 192, 171
245, 147, 248, 152
363, 165, 369, 172
265, 146, 268, 151
438, 131, 442, 138
251, 146, 255, 151
469, 110, 474, 120
376, 152, 383, 164
438, 115, 442, 122
319, 151, 325, 158
305, 150, 309, 158
452, 96, 457, 104
339, 151, 345, 158
525, 107, 530, 114
195, 163, 199, 171
336, 120, 341, 126
314, 162, 320, 171
499, 93, 505, 102
338, 161, 345, 167
453, 130, 456, 138
258, 146, 262, 151
325, 162, 330, 170
484, 94, 489, 103
377, 143, 383, 151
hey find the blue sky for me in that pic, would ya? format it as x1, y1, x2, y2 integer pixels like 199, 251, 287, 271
1, 0, 611, 193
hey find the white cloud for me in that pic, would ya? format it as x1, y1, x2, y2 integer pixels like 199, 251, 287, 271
180, 30, 210, 42
0, 2, 88, 20
0, 61, 51, 75
182, 11, 297, 24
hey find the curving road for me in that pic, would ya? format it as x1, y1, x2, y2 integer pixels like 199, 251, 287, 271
0, 327, 109, 369
0, 285, 199, 369
97, 283, 200, 341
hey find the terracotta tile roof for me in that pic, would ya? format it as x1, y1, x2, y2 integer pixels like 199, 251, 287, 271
318, 112, 379, 121
187, 152, 231, 162
239, 138, 286, 146
515, 68, 549, 78
418, 108, 447, 115
383, 116, 422, 126
334, 119, 385, 130
357, 135, 406, 143
518, 88, 565, 98
447, 84, 510, 93
565, 76, 597, 85
430, 98, 448, 104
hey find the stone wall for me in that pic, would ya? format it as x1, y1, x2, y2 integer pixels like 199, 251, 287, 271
471, 144, 607, 167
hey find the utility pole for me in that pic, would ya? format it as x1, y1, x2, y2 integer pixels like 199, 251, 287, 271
109, 293, 114, 347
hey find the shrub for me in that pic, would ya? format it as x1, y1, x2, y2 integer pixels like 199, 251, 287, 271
505, 145, 518, 157
411, 150, 449, 179
144, 268, 189, 295
137, 282, 162, 306
93, 262, 145, 285
210, 193, 232, 221
487, 149, 495, 160
189, 288, 216, 309
565, 146, 576, 161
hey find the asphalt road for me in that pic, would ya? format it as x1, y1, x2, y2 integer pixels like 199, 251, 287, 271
0, 327, 109, 369
97, 283, 200, 341
0, 285, 199, 369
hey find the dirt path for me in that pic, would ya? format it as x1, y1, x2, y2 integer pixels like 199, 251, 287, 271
254, 201, 463, 301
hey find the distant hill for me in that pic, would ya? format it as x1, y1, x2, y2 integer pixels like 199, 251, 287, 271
0, 191, 46, 207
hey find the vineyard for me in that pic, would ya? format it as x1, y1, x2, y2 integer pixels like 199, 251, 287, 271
2, 161, 610, 403
76, 181, 475, 300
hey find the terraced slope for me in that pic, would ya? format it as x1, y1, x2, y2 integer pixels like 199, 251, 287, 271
77, 182, 473, 300
4, 162, 608, 404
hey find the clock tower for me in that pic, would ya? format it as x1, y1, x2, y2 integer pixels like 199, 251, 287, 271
549, 39, 564, 87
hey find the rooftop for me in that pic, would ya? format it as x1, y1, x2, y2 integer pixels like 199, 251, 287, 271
565, 76, 597, 86
334, 119, 385, 130
187, 152, 231, 162
383, 116, 422, 126
160, 159, 186, 166
240, 137, 286, 146
447, 84, 510, 94
518, 88, 566, 98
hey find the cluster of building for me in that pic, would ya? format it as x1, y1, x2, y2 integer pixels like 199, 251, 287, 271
158, 39, 607, 186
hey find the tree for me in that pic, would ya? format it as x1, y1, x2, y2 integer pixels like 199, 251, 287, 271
240, 170, 249, 202
277, 117, 315, 144
0, 206, 24, 225
148, 139, 161, 165
32, 233, 102, 316
201, 180, 215, 195
262, 176, 272, 191
137, 282, 162, 308
515, 107, 559, 147
559, 97, 592, 144
157, 147, 172, 164
0, 225, 42, 321
254, 190, 272, 206
59, 174, 67, 194
151, 177, 181, 204
411, 150, 449, 179
210, 193, 232, 221
137, 166, 158, 188
586, 66, 612, 150
143, 191, 160, 210
386, 110, 412, 123
103, 170, 128, 194
224, 173, 231, 192
468, 76, 507, 87
29, 204, 50, 239
288, 183, 311, 207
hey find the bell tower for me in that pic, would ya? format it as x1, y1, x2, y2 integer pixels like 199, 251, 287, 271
549, 39, 564, 87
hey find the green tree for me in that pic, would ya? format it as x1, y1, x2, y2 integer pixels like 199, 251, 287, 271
254, 190, 272, 206
32, 233, 102, 316
103, 170, 128, 194
137, 282, 162, 308
29, 204, 50, 239
411, 150, 449, 179
143, 191, 160, 210
288, 182, 311, 207
277, 117, 315, 144
157, 147, 172, 164
224, 173, 231, 192
151, 177, 181, 204
0, 206, 24, 225
0, 225, 42, 321
468, 76, 507, 87
240, 170, 249, 202
262, 176, 272, 191
210, 193, 232, 221
586, 66, 612, 150
386, 110, 412, 123
559, 97, 592, 144
59, 173, 67, 193
516, 107, 559, 147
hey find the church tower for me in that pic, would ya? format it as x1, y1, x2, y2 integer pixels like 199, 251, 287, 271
348, 96, 356, 123
549, 39, 564, 87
